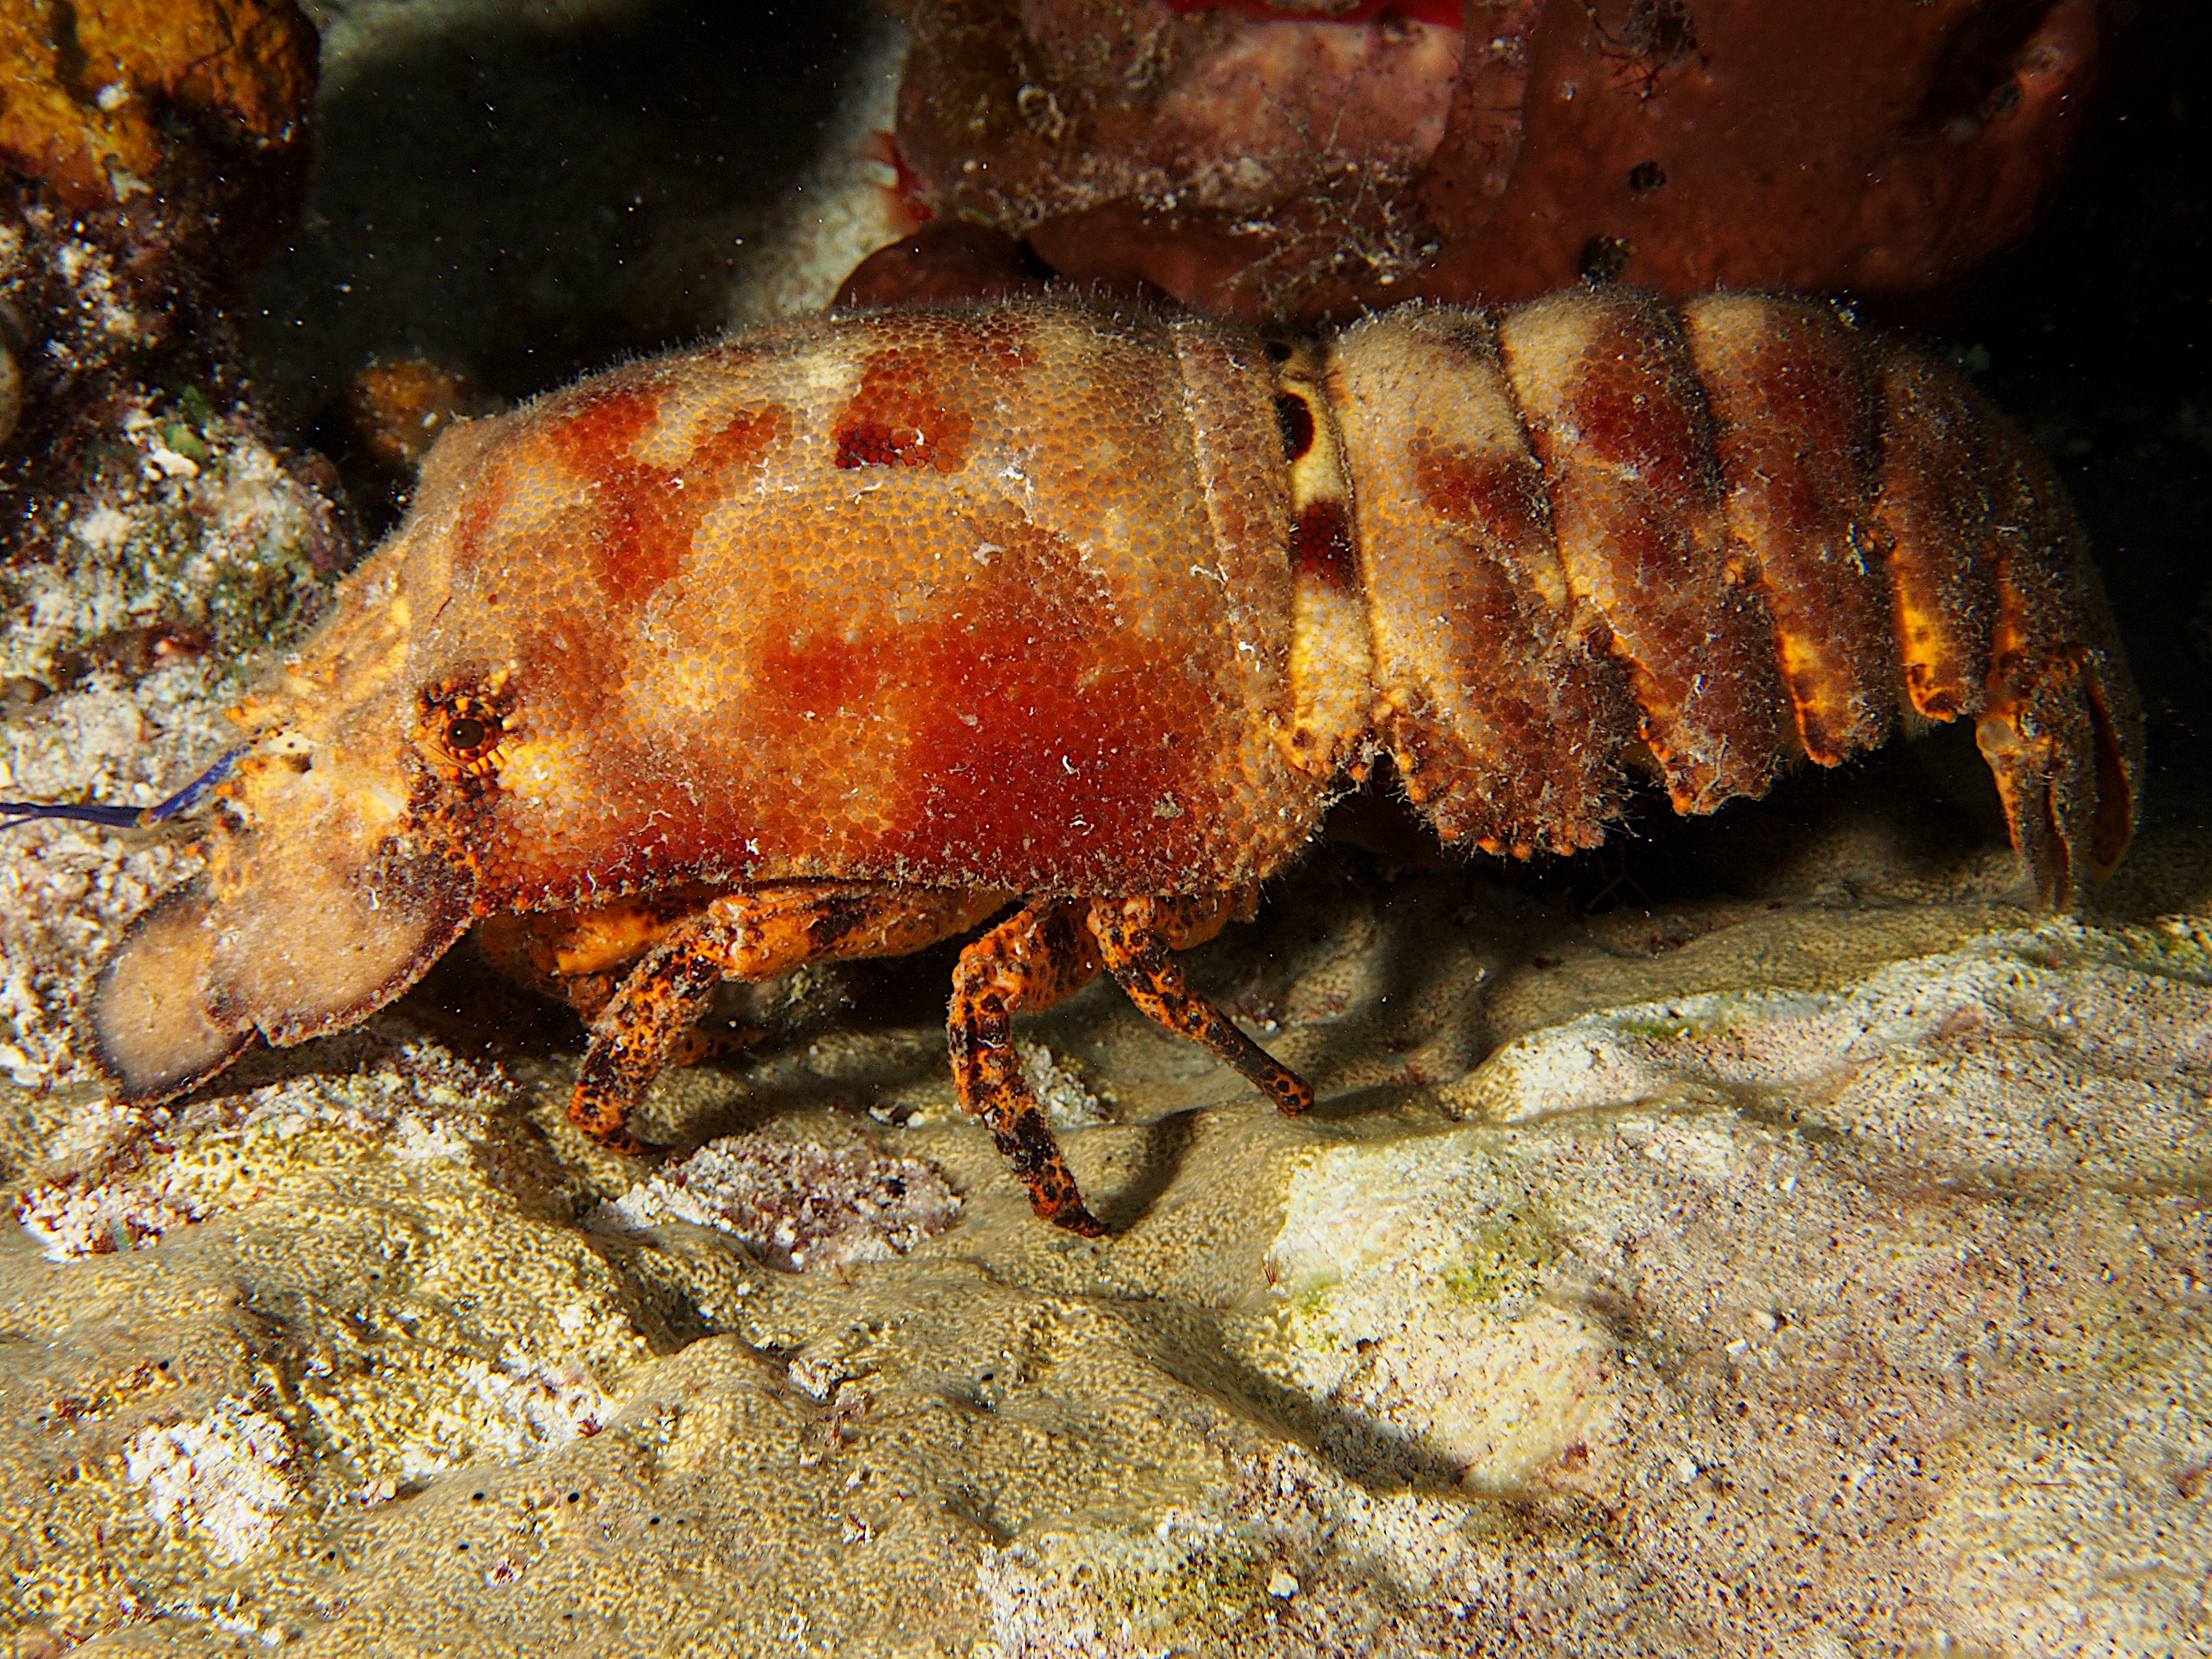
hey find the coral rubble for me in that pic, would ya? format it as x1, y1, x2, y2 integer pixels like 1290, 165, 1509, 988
0, 0, 320, 473
0, 0, 315, 218
122, 1398, 298, 1567
594, 1132, 963, 1272
0, 0, 315, 420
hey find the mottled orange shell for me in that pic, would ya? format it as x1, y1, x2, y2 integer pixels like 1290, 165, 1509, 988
82, 289, 2140, 1108
1336, 290, 2138, 882
338, 300, 1320, 904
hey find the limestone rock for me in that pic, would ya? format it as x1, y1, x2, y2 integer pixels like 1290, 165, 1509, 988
1, 911, 2206, 1653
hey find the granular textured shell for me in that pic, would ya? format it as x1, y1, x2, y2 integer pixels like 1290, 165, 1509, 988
1327, 305, 1628, 858
1330, 294, 2140, 884
362, 298, 1320, 907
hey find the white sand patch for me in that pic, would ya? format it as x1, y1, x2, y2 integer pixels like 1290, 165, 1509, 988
123, 1399, 297, 1564
594, 1131, 959, 1271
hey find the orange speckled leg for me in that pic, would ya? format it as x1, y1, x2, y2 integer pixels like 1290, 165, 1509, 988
1086, 894, 1314, 1118
572, 883, 1008, 1154
947, 901, 1110, 1235
479, 883, 730, 1021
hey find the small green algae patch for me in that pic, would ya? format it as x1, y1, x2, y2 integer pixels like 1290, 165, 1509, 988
1607, 1014, 1707, 1042
1439, 1207, 1560, 1309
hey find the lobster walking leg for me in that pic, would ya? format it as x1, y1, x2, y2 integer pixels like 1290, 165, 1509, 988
572, 883, 1006, 1153
1087, 895, 1314, 1118
947, 899, 1113, 1234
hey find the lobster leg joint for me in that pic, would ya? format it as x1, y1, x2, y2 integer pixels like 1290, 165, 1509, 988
1086, 894, 1315, 1119
571, 882, 1006, 1153
947, 900, 1110, 1235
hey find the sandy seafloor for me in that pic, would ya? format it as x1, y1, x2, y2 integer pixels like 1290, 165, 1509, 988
4, 3, 2212, 1654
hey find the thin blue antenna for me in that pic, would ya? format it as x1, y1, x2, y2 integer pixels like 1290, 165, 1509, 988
0, 745, 247, 831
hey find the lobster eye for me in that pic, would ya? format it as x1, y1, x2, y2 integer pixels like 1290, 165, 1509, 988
422, 684, 510, 777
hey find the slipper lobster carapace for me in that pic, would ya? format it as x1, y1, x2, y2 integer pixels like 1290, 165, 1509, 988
7, 288, 2141, 1234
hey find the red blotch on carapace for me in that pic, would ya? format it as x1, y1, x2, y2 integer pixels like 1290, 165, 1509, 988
834, 348, 979, 472
832, 327, 1035, 473
755, 567, 1211, 890
1294, 499, 1358, 591
538, 388, 792, 605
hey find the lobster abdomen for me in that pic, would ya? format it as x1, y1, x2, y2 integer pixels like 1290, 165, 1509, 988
1326, 289, 2140, 901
